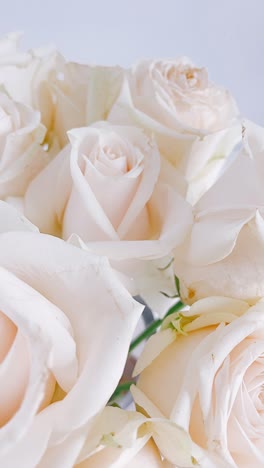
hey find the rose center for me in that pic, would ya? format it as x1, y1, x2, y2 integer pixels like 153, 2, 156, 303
166, 65, 208, 91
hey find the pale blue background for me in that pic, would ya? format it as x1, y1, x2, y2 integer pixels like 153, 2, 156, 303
1, 0, 263, 123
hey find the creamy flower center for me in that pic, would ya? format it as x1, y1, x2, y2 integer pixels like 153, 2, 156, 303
165, 64, 208, 91
82, 134, 144, 178
89, 145, 129, 175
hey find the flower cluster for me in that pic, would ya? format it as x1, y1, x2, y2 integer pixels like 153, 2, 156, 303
0, 33, 261, 467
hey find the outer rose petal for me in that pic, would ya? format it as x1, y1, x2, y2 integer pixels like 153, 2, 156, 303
24, 145, 72, 235
173, 121, 264, 304
174, 215, 264, 304
0, 200, 38, 232
0, 227, 143, 466
0, 265, 77, 456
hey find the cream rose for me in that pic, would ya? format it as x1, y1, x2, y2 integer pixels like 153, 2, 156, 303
0, 201, 143, 466
134, 296, 264, 467
118, 58, 238, 133
24, 122, 192, 314
0, 33, 62, 157
47, 61, 123, 149
0, 91, 49, 198
0, 34, 124, 154
109, 58, 240, 204
0, 33, 59, 123
173, 120, 264, 304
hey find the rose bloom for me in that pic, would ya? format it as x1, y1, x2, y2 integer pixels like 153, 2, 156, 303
0, 91, 48, 198
134, 296, 264, 467
109, 57, 240, 204
47, 61, 123, 149
0, 33, 123, 154
0, 32, 63, 156
112, 58, 238, 133
0, 201, 143, 466
24, 122, 192, 314
173, 120, 264, 305
0, 33, 60, 130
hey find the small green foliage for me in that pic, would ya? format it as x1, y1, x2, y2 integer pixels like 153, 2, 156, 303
162, 311, 198, 336
157, 257, 174, 271
174, 275, 181, 297
160, 290, 179, 298
159, 275, 181, 299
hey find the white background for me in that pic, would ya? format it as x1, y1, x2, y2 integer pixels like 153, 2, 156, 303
1, 0, 263, 123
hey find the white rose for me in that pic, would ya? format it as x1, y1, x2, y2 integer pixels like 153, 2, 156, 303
0, 32, 59, 119
134, 296, 264, 467
0, 201, 143, 467
0, 91, 48, 198
48, 62, 124, 149
119, 58, 238, 133
109, 58, 240, 204
173, 120, 264, 304
0, 34, 124, 154
0, 33, 63, 155
24, 122, 192, 315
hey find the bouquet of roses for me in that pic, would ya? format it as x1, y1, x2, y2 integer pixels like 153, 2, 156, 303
0, 32, 262, 467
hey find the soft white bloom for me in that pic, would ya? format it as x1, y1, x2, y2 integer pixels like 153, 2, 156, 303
48, 62, 124, 149
0, 32, 63, 154
135, 296, 264, 467
0, 34, 124, 153
24, 122, 192, 315
0, 91, 48, 198
0, 32, 59, 119
0, 201, 143, 467
173, 120, 264, 304
109, 57, 240, 204
112, 58, 238, 133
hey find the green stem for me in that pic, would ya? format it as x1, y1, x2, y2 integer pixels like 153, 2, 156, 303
110, 380, 134, 401
129, 300, 184, 353
110, 301, 185, 403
